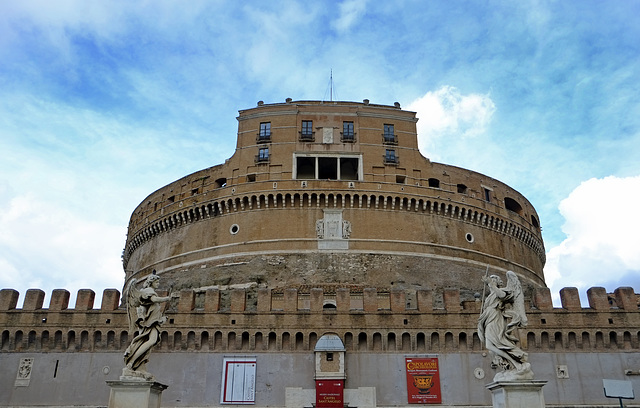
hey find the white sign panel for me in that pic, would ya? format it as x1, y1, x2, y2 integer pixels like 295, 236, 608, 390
603, 379, 634, 399
221, 357, 257, 404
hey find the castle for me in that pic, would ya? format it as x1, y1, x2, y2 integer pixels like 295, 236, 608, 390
1, 99, 639, 407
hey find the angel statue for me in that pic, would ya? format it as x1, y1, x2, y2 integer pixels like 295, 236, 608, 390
478, 270, 534, 381
122, 272, 178, 380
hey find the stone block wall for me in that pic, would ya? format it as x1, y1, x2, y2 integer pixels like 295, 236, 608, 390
1, 285, 639, 355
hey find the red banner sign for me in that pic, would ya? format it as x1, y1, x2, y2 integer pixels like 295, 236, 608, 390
405, 357, 442, 404
316, 380, 344, 408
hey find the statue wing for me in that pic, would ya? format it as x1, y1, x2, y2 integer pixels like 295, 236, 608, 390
124, 278, 141, 334
506, 271, 528, 328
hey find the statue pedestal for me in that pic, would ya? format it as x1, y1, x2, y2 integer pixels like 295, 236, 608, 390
486, 380, 547, 408
107, 379, 168, 408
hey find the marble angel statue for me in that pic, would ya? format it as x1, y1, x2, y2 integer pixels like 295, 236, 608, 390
478, 270, 533, 381
122, 272, 178, 380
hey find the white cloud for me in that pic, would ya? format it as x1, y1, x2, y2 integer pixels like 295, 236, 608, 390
545, 175, 640, 304
408, 86, 496, 159
0, 192, 124, 308
0, 93, 231, 307
332, 0, 368, 33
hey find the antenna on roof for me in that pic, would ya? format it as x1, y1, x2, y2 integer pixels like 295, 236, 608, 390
330, 69, 333, 101
323, 69, 338, 102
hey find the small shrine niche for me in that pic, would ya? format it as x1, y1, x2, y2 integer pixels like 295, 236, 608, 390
314, 333, 346, 380
315, 333, 346, 408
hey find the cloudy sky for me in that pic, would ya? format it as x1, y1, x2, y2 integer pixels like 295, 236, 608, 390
1, 1, 639, 307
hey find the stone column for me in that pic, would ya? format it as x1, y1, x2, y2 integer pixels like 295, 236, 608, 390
106, 380, 168, 408
486, 380, 547, 408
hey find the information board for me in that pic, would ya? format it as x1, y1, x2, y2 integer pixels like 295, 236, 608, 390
221, 357, 256, 404
316, 379, 344, 408
405, 356, 442, 404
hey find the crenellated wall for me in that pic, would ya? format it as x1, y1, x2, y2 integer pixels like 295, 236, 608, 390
2, 286, 639, 354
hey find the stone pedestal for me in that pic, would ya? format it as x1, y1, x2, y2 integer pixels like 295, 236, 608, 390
486, 380, 547, 408
107, 380, 168, 408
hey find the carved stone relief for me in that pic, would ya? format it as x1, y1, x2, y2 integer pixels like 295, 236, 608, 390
316, 209, 350, 250
15, 358, 33, 387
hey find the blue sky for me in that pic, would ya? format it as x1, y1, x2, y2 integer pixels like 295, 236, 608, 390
1, 0, 639, 307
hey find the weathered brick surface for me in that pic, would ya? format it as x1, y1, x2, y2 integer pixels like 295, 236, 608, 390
23, 289, 45, 311
309, 288, 323, 312
75, 289, 95, 310
417, 289, 433, 312
587, 287, 609, 310
0, 289, 19, 310
390, 289, 406, 312
560, 287, 581, 311
230, 289, 245, 312
614, 287, 637, 310
178, 289, 195, 312
284, 288, 298, 312
533, 287, 553, 311
443, 288, 461, 312
336, 288, 350, 312
101, 289, 121, 311
363, 288, 377, 312
205, 289, 220, 312
49, 289, 70, 311
256, 288, 270, 312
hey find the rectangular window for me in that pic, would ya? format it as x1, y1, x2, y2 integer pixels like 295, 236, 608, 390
385, 149, 397, 164
484, 187, 492, 202
340, 157, 359, 180
318, 157, 338, 179
296, 156, 316, 179
259, 122, 271, 140
257, 147, 269, 162
295, 154, 361, 181
301, 120, 313, 139
342, 121, 354, 141
383, 124, 396, 144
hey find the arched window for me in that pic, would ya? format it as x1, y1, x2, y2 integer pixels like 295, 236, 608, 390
387, 332, 396, 351
373, 333, 383, 351
504, 197, 523, 215
402, 333, 411, 351
201, 332, 210, 351
358, 332, 367, 351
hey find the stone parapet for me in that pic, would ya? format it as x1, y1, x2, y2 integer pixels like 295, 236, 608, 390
75, 289, 95, 310
0, 289, 19, 310
1, 286, 638, 314
23, 289, 45, 311
1, 286, 639, 354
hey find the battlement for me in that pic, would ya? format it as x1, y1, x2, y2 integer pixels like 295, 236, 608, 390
1, 285, 638, 314
3, 286, 639, 355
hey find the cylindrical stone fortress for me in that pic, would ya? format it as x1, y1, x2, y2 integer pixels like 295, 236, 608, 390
123, 100, 545, 298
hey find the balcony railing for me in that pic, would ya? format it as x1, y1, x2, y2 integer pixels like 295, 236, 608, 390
341, 132, 356, 143
383, 154, 399, 165
299, 131, 315, 142
256, 133, 272, 143
382, 134, 398, 145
